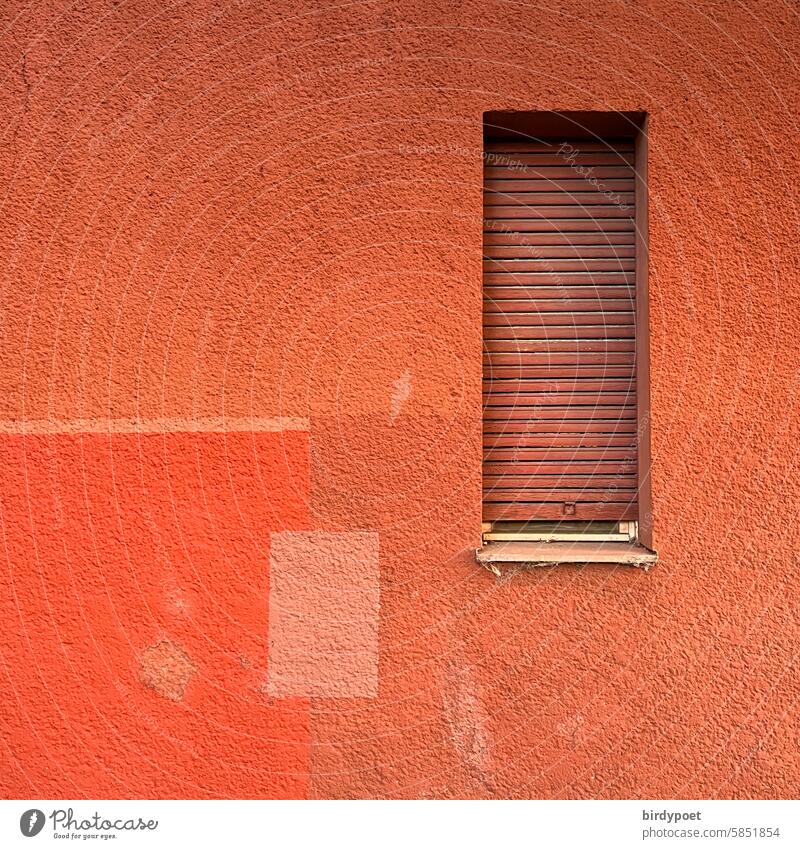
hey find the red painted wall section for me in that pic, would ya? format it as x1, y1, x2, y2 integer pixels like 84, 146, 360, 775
1, 0, 799, 798
1, 432, 310, 797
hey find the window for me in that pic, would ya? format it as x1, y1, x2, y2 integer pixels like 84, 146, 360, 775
479, 112, 655, 566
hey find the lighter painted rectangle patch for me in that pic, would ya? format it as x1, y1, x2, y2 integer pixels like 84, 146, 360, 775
268, 531, 379, 698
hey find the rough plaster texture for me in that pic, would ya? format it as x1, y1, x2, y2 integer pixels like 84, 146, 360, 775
1, 0, 799, 799
268, 531, 379, 698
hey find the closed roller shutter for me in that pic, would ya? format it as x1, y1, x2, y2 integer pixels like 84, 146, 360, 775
483, 139, 638, 522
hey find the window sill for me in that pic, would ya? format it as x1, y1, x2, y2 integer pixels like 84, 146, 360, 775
476, 540, 658, 571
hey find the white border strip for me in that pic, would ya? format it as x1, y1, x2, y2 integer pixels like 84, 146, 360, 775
3, 800, 798, 848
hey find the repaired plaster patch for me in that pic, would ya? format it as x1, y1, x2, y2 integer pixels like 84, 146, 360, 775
268, 531, 379, 698
139, 640, 197, 701
390, 370, 412, 423
442, 663, 493, 786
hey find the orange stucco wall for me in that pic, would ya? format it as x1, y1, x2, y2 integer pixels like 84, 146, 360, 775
1, 0, 799, 799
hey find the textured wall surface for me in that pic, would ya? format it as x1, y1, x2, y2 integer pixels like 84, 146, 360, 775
1, 0, 799, 799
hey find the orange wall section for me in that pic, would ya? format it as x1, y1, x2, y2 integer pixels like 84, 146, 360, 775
1, 0, 799, 799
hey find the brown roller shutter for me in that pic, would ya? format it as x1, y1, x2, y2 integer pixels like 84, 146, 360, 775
483, 139, 638, 522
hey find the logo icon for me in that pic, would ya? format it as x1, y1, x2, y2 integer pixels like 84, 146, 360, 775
20, 809, 45, 837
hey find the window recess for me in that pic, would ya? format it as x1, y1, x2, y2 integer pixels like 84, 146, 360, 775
479, 111, 655, 566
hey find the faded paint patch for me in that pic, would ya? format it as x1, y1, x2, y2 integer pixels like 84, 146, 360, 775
442, 664, 493, 787
268, 531, 379, 698
139, 640, 197, 702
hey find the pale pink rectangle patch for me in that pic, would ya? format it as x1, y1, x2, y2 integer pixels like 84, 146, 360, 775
268, 531, 379, 698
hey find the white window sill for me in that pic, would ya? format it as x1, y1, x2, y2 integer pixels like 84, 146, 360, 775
476, 540, 658, 571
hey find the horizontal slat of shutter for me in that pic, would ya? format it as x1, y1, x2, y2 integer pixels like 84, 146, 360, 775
483, 420, 638, 434
484, 298, 634, 313
483, 377, 634, 392
483, 138, 638, 522
484, 260, 635, 273
484, 408, 636, 423
483, 272, 634, 284
484, 368, 637, 382
484, 438, 637, 450
483, 391, 636, 412
485, 219, 634, 233
485, 166, 634, 179
484, 231, 636, 246
485, 141, 634, 151
486, 206, 634, 219
484, 325, 636, 340
484, 313, 634, 327
484, 178, 634, 192
485, 286, 633, 299
482, 487, 636, 502
485, 246, 635, 259
485, 192, 635, 206
483, 503, 637, 521
485, 153, 635, 166
483, 461, 635, 475
485, 449, 637, 462
485, 355, 636, 371
484, 475, 637, 488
